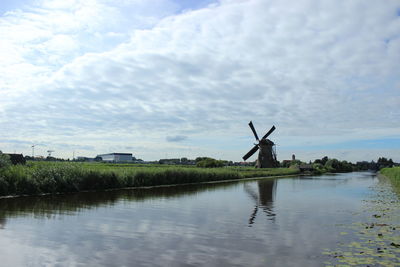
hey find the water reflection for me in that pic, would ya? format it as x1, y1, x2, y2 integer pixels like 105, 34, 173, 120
245, 179, 276, 225
0, 181, 239, 229
0, 217, 5, 229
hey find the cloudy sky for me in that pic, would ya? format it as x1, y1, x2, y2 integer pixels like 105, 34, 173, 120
1, 0, 399, 162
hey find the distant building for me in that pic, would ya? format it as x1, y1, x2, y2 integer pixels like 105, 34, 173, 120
282, 154, 296, 167
299, 164, 314, 172
96, 153, 133, 163
5, 153, 26, 165
77, 156, 94, 162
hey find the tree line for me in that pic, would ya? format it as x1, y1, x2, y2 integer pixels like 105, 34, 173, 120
1, 151, 397, 172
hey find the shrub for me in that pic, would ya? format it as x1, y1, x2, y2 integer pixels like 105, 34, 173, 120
196, 158, 224, 168
312, 163, 326, 174
0, 151, 11, 169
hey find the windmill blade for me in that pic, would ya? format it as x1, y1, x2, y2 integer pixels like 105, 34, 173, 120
242, 145, 259, 161
248, 121, 259, 141
248, 206, 258, 225
244, 184, 259, 225
261, 125, 276, 140
244, 184, 258, 202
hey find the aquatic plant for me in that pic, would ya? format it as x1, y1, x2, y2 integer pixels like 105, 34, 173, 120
322, 176, 400, 266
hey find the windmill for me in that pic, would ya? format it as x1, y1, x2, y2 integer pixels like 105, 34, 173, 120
242, 121, 278, 168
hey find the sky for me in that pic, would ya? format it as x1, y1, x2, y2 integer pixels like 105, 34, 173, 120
0, 0, 399, 162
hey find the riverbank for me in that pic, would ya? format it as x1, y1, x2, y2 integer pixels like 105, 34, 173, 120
0, 162, 300, 197
380, 166, 400, 194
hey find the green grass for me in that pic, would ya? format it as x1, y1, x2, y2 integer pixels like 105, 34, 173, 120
0, 161, 300, 197
380, 167, 400, 194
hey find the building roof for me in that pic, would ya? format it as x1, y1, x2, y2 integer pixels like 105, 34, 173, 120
97, 153, 132, 156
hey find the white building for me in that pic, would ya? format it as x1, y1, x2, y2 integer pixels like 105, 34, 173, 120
96, 153, 133, 163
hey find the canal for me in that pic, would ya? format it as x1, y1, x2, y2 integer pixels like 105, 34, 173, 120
0, 172, 398, 266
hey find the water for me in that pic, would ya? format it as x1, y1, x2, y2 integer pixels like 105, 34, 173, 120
0, 172, 382, 266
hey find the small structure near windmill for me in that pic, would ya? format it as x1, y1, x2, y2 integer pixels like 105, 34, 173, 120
242, 121, 278, 168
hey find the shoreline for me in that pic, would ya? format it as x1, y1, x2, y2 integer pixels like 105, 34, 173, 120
379, 167, 400, 195
0, 173, 303, 200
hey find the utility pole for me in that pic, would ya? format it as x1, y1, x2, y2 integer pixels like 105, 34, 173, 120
31, 144, 35, 158
47, 150, 54, 157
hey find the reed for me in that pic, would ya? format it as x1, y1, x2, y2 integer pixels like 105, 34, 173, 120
381, 167, 400, 194
238, 168, 299, 178
0, 162, 299, 197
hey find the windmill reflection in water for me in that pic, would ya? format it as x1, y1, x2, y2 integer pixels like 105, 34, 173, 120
244, 179, 277, 226
0, 217, 5, 229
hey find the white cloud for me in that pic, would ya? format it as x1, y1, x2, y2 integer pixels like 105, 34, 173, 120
0, 0, 399, 162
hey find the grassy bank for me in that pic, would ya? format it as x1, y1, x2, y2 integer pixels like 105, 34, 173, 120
380, 167, 400, 194
0, 162, 300, 197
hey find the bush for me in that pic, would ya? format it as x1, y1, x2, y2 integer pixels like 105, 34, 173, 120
0, 151, 11, 169
312, 163, 326, 174
196, 158, 224, 168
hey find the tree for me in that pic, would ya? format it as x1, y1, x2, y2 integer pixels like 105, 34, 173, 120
325, 158, 340, 172
0, 151, 11, 169
195, 157, 212, 163
388, 158, 394, 167
325, 158, 353, 172
311, 163, 325, 174
24, 155, 34, 161
314, 156, 329, 165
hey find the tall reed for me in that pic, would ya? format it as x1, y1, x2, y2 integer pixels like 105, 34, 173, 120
381, 167, 400, 194
0, 162, 299, 197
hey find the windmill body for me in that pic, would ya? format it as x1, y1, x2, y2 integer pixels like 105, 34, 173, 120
256, 139, 277, 168
243, 121, 278, 168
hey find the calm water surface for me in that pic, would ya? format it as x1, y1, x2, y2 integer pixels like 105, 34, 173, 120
0, 172, 379, 266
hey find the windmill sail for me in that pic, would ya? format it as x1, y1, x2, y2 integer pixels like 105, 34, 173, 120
242, 145, 259, 161
248, 121, 259, 141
